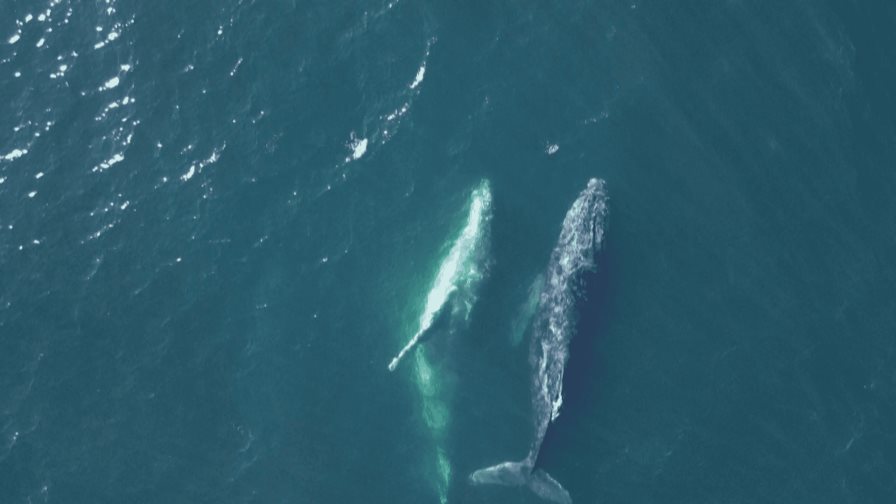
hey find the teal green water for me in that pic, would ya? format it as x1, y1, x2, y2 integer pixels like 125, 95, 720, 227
1, 1, 895, 502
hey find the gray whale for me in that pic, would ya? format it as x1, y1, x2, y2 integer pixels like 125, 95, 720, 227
470, 178, 608, 504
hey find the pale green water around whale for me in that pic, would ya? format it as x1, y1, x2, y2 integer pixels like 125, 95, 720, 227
1, 1, 895, 503
392, 180, 492, 502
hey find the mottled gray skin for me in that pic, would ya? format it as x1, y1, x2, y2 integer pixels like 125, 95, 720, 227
527, 177, 608, 464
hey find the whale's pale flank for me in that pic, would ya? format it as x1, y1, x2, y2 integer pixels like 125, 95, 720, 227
390, 180, 492, 504
470, 178, 608, 504
388, 179, 492, 372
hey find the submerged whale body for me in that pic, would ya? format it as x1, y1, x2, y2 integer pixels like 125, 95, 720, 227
470, 178, 608, 504
390, 180, 492, 503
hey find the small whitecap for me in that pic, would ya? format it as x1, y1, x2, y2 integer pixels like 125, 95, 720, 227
349, 137, 368, 161
120, 63, 130, 72
36, 38, 45, 48
229, 57, 243, 77
546, 144, 559, 155
38, 13, 46, 22
410, 63, 426, 89
28, 191, 37, 198
14, 71, 21, 78
176, 257, 182, 263
103, 76, 120, 89
8, 33, 21, 44
59, 64, 67, 72
35, 172, 44, 179
2, 148, 28, 161
93, 153, 124, 172
0, 177, 6, 184
181, 165, 196, 181
33, 239, 40, 245
120, 201, 129, 210
25, 14, 33, 23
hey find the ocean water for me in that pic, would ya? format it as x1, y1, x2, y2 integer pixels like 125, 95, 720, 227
2, 0, 895, 502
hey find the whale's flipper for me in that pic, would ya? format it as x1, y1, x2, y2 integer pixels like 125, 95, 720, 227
469, 461, 571, 504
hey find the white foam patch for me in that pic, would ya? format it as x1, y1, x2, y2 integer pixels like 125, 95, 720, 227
50, 63, 70, 79
103, 76, 119, 89
386, 103, 410, 122
347, 137, 368, 161
36, 38, 45, 48
92, 153, 124, 172
546, 144, 559, 155
2, 148, 28, 161
28, 191, 37, 198
229, 57, 243, 77
181, 144, 226, 182
94, 26, 121, 49
8, 33, 21, 44
410, 62, 426, 89
410, 39, 434, 90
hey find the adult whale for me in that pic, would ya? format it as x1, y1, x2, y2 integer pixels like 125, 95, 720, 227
470, 178, 608, 504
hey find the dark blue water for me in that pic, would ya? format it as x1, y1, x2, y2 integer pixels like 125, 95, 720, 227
2, 1, 895, 502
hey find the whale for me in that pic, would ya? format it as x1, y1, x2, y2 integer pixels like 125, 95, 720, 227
390, 180, 492, 503
389, 179, 492, 372
470, 178, 608, 504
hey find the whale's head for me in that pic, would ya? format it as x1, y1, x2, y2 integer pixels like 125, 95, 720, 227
554, 178, 608, 274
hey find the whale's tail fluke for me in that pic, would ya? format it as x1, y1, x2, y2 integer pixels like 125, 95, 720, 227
469, 461, 571, 504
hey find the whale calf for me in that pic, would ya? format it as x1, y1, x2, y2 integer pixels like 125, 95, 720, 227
470, 178, 608, 504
